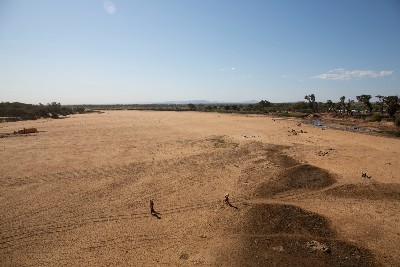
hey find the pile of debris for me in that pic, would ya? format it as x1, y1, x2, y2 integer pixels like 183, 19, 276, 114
288, 129, 307, 136
14, 128, 38, 134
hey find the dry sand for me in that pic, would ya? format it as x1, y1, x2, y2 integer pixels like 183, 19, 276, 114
1, 110, 399, 266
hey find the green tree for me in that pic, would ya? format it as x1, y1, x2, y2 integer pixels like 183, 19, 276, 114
339, 96, 346, 113
384, 96, 399, 118
258, 100, 271, 107
74, 106, 85, 114
291, 101, 309, 112
230, 104, 239, 111
326, 100, 335, 113
304, 94, 318, 112
47, 102, 62, 117
356, 94, 373, 113
375, 95, 385, 113
187, 103, 196, 111
346, 99, 354, 115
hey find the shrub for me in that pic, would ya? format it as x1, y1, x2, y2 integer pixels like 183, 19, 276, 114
370, 114, 385, 122
395, 116, 400, 127
51, 113, 59, 119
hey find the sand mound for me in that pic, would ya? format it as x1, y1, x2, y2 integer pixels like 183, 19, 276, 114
245, 204, 334, 237
326, 182, 400, 201
257, 164, 336, 197
265, 150, 300, 168
239, 235, 377, 267
233, 204, 378, 267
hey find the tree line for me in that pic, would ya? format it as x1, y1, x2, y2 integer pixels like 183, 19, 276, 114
184, 94, 399, 116
184, 94, 400, 126
70, 94, 400, 126
0, 102, 85, 121
1, 93, 399, 127
308, 94, 399, 118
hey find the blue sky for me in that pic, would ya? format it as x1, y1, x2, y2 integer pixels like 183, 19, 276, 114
0, 0, 399, 104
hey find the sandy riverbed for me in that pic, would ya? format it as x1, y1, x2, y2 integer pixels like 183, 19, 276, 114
1, 110, 399, 266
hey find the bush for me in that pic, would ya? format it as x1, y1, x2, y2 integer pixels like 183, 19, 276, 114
395, 116, 400, 127
370, 114, 386, 122
50, 113, 59, 119
275, 112, 309, 118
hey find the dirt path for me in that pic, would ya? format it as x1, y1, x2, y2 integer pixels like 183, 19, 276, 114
0, 110, 399, 266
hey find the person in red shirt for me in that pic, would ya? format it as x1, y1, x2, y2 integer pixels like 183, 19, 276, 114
224, 194, 230, 205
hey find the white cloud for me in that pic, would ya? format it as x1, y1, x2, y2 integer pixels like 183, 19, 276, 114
312, 68, 394, 80
103, 1, 116, 15
219, 67, 237, 71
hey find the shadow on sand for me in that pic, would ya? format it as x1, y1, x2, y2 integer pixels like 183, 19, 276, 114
151, 210, 161, 219
227, 203, 239, 210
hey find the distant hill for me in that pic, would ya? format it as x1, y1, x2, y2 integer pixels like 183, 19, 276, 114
152, 100, 258, 104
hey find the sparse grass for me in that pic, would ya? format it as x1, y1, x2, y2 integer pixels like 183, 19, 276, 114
209, 136, 239, 148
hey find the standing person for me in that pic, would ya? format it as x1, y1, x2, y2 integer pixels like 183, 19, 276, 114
224, 194, 230, 205
150, 199, 155, 214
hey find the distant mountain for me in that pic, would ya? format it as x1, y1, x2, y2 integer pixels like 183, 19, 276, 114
163, 100, 212, 104
241, 100, 258, 104
151, 100, 258, 104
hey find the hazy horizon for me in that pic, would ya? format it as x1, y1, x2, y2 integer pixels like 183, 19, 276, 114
1, 0, 399, 104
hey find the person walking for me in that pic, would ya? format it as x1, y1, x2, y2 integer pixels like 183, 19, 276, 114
150, 199, 155, 214
224, 194, 230, 205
